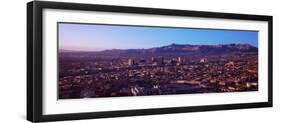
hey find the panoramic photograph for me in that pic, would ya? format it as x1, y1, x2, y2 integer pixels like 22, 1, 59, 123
58, 22, 258, 99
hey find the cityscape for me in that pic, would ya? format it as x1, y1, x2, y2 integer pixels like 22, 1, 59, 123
58, 23, 258, 99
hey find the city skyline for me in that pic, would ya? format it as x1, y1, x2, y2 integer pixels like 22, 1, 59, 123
58, 22, 258, 99
58, 23, 258, 51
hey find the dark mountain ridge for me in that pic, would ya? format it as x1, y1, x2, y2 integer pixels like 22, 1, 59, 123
59, 43, 258, 57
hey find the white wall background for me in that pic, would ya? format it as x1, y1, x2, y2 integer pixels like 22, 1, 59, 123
0, 0, 280, 122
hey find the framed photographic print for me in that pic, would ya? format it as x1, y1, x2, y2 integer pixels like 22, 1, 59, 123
27, 1, 273, 122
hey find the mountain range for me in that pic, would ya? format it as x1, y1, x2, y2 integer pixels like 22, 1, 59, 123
59, 43, 258, 57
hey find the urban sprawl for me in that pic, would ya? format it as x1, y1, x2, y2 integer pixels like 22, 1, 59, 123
59, 50, 258, 99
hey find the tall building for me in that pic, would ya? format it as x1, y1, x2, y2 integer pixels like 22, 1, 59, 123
158, 56, 164, 65
151, 57, 155, 62
176, 57, 182, 66
177, 57, 182, 63
128, 58, 135, 66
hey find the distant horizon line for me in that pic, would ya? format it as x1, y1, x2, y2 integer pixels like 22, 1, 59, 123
59, 43, 257, 52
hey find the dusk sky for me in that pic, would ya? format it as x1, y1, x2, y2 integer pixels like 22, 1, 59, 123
58, 23, 258, 51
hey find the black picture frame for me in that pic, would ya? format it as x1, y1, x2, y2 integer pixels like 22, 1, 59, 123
27, 1, 273, 122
